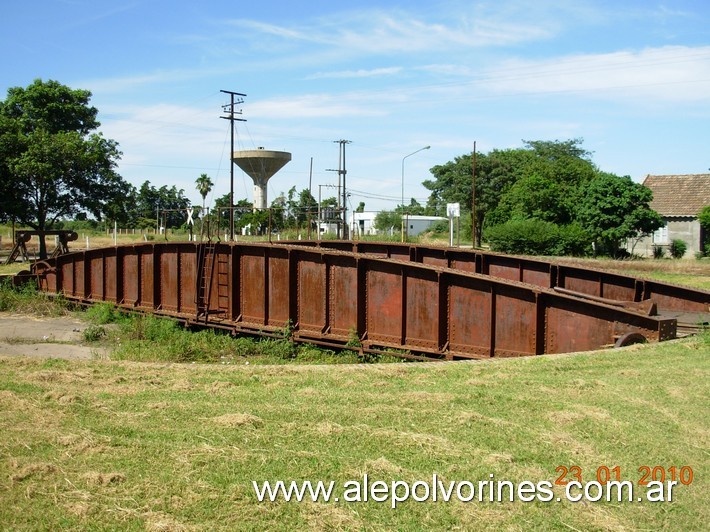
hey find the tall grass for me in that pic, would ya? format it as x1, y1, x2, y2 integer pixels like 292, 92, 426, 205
81, 305, 371, 365
0, 278, 69, 316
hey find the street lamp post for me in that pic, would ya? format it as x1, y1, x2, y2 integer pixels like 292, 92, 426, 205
401, 145, 431, 242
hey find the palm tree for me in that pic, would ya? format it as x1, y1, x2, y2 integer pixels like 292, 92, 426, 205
195, 173, 214, 211
195, 173, 213, 238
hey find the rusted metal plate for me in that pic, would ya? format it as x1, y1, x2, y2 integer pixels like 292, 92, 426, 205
267, 250, 290, 327
328, 256, 358, 337
520, 264, 552, 288
281, 242, 710, 315
140, 250, 154, 308
122, 250, 139, 306
366, 260, 403, 345
597, 276, 636, 301
643, 281, 710, 312
448, 276, 493, 358
61, 260, 76, 297
179, 247, 197, 314
558, 268, 602, 297
450, 260, 476, 273
297, 255, 326, 332
215, 251, 230, 312
89, 254, 104, 300
494, 286, 537, 357
240, 249, 266, 325
404, 268, 440, 350
159, 246, 179, 312
546, 302, 615, 353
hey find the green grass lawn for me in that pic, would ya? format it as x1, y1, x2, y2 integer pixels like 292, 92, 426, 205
0, 335, 707, 530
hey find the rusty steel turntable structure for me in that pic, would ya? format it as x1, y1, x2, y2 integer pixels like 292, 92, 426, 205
29, 240, 710, 361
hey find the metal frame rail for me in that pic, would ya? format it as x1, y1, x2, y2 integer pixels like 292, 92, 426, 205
279, 241, 710, 314
31, 241, 678, 361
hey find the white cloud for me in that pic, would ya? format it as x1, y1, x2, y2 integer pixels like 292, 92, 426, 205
224, 8, 553, 57
470, 46, 710, 103
77, 68, 219, 94
248, 93, 387, 119
306, 67, 404, 80
224, 19, 323, 43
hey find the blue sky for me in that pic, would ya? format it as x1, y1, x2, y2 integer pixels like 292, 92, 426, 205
2, 0, 709, 212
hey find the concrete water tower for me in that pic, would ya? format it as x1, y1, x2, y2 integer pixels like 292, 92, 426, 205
233, 148, 291, 210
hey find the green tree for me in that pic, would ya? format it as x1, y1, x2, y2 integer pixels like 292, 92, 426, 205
576, 173, 663, 257
270, 193, 287, 231
425, 147, 533, 246
131, 181, 191, 230
425, 139, 597, 246
403, 198, 427, 216
374, 211, 402, 233
698, 205, 710, 256
295, 189, 318, 231
0, 79, 128, 258
319, 197, 340, 221
488, 173, 570, 226
283, 186, 316, 230
195, 173, 213, 213
699, 205, 710, 230
522, 138, 596, 188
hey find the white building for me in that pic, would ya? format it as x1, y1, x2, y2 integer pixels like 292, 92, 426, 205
349, 211, 447, 238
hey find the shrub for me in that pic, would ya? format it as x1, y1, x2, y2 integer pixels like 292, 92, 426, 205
555, 223, 591, 256
484, 219, 590, 256
653, 245, 665, 259
85, 302, 122, 324
669, 239, 687, 259
83, 324, 107, 342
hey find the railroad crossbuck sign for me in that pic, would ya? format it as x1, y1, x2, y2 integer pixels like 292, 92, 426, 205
186, 208, 195, 226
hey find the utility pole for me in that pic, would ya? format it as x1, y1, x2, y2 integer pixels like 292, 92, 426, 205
220, 90, 246, 241
308, 157, 313, 239
471, 141, 477, 248
327, 140, 351, 239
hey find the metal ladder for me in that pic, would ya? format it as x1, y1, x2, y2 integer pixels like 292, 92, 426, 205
196, 242, 216, 320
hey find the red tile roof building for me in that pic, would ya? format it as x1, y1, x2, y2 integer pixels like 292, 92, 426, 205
631, 174, 710, 257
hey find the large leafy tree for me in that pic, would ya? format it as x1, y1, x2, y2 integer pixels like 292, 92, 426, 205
425, 139, 599, 247
576, 173, 663, 256
0, 79, 128, 258
292, 188, 318, 231
488, 173, 570, 226
425, 146, 536, 245
131, 181, 191, 230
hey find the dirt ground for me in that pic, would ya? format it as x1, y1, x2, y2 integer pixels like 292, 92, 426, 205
0, 315, 107, 360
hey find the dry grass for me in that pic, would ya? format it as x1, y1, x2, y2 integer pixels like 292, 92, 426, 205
0, 334, 707, 529
555, 255, 710, 276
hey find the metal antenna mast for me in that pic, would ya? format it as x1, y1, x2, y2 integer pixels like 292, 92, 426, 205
220, 90, 246, 241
